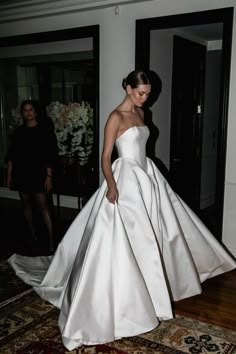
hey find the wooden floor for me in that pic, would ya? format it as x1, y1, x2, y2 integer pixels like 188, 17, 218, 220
1, 197, 236, 331
174, 269, 236, 331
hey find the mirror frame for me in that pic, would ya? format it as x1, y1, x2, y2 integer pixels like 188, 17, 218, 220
135, 8, 234, 239
0, 25, 100, 198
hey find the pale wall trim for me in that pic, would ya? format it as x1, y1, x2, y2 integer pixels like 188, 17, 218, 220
0, 38, 93, 58
0, 0, 154, 23
0, 187, 78, 209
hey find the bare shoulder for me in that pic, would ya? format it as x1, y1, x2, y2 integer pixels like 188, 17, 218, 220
105, 109, 122, 130
136, 107, 144, 120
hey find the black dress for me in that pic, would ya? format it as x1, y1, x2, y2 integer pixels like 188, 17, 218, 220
6, 121, 58, 192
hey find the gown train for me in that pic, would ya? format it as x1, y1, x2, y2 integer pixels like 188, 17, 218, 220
8, 126, 236, 350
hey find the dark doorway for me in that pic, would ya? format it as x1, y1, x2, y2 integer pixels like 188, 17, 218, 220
136, 8, 233, 240
170, 35, 206, 210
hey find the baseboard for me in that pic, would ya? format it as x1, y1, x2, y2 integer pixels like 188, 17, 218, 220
0, 187, 78, 209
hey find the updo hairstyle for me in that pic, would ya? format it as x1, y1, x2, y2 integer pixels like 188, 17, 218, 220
122, 70, 150, 90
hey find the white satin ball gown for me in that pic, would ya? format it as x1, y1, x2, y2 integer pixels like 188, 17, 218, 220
8, 125, 236, 351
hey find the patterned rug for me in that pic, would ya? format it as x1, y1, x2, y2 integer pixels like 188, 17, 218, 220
0, 257, 30, 305
0, 289, 236, 354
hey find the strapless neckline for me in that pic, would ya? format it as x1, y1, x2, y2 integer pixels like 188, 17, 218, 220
116, 125, 147, 141
8, 115, 236, 352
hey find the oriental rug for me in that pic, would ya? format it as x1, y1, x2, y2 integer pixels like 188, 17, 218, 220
0, 257, 30, 306
0, 289, 235, 354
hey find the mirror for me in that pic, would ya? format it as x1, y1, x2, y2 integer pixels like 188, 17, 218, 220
136, 8, 233, 240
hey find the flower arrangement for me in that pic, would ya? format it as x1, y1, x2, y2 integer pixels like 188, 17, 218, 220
9, 106, 22, 133
9, 101, 94, 166
46, 101, 94, 166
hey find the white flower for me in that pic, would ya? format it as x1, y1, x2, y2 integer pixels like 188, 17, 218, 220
9, 107, 23, 132
46, 101, 94, 165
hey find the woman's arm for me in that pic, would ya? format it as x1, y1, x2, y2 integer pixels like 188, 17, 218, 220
7, 160, 13, 189
101, 112, 121, 204
5, 130, 17, 189
44, 121, 58, 193
44, 167, 53, 192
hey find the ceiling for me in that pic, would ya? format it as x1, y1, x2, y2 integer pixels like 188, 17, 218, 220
178, 23, 223, 41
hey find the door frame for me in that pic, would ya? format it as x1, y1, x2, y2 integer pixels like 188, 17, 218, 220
0, 25, 100, 196
135, 7, 234, 240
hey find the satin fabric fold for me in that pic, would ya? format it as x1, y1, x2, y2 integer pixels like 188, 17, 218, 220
8, 126, 236, 350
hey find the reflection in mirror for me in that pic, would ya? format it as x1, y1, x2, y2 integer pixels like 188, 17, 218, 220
0, 49, 98, 200
149, 23, 223, 236
0, 27, 99, 256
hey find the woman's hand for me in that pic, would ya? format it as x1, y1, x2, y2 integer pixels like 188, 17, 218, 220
7, 161, 13, 189
101, 112, 121, 205
106, 182, 119, 204
45, 175, 53, 193
6, 176, 12, 189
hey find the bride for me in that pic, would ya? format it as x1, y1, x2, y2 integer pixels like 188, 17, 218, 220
8, 70, 236, 351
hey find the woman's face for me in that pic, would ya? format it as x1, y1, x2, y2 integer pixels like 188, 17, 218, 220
22, 104, 37, 121
127, 84, 151, 107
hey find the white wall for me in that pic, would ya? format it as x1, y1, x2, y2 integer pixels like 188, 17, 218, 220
149, 29, 173, 169
0, 0, 236, 255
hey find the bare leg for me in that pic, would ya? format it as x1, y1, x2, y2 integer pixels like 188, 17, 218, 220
35, 192, 54, 252
19, 192, 37, 241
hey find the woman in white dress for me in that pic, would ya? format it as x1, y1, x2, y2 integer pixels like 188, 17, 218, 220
8, 70, 236, 351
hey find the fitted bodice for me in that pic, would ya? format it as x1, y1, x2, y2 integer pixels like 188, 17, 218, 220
115, 126, 149, 169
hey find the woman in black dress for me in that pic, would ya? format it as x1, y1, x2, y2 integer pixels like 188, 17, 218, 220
6, 100, 58, 253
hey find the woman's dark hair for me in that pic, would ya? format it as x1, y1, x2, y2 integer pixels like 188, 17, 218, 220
122, 70, 150, 90
20, 99, 39, 118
